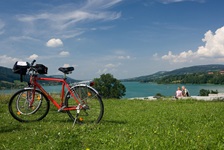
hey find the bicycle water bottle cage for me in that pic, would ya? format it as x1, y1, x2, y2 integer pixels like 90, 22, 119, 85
58, 67, 74, 74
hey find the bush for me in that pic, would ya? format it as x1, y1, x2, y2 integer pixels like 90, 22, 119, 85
93, 73, 126, 99
199, 89, 218, 96
154, 93, 164, 98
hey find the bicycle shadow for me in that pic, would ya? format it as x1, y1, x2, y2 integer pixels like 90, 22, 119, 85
0, 124, 23, 133
39, 117, 128, 125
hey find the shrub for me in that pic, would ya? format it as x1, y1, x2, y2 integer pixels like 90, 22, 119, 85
93, 73, 126, 99
199, 89, 218, 96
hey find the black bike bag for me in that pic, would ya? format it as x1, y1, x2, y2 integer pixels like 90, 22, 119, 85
35, 64, 48, 74
13, 61, 30, 75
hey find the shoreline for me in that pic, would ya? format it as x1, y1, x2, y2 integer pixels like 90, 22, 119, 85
128, 93, 224, 101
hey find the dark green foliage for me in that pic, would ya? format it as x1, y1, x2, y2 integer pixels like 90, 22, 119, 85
199, 89, 210, 96
156, 72, 224, 84
0, 66, 18, 82
93, 73, 126, 99
155, 93, 164, 97
123, 64, 224, 83
211, 90, 218, 94
199, 89, 218, 96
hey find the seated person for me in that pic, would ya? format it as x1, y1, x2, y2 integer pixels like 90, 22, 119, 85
182, 86, 190, 97
175, 87, 183, 99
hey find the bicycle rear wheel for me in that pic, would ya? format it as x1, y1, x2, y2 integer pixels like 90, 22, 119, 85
65, 85, 104, 124
8, 89, 50, 122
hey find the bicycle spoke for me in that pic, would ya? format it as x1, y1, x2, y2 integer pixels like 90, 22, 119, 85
65, 85, 104, 124
9, 89, 50, 122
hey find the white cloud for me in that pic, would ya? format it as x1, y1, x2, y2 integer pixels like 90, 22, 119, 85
59, 51, 69, 56
97, 68, 108, 74
96, 62, 121, 75
61, 30, 85, 39
104, 0, 123, 8
0, 55, 20, 67
153, 53, 158, 57
152, 53, 160, 61
9, 36, 40, 42
17, 13, 49, 22
162, 26, 224, 63
53, 10, 121, 30
46, 38, 63, 47
105, 63, 116, 68
162, 50, 194, 63
28, 54, 39, 60
105, 63, 121, 69
117, 55, 130, 59
17, 0, 122, 36
113, 50, 131, 60
84, 0, 122, 9
63, 64, 70, 67
197, 27, 224, 57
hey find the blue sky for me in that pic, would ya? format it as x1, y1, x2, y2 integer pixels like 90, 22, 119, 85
1, 0, 224, 80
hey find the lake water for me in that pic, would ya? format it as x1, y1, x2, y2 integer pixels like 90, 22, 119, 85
1, 82, 224, 98
122, 82, 224, 98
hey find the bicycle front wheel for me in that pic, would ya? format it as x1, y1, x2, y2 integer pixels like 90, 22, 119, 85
65, 85, 104, 124
8, 89, 50, 122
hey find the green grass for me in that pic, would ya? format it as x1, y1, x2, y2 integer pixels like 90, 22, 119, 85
1, 95, 224, 150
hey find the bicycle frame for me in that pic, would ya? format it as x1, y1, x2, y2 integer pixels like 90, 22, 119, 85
29, 75, 80, 111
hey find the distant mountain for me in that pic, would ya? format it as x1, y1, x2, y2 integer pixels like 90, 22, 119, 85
49, 75, 80, 83
0, 66, 20, 82
162, 64, 224, 75
122, 71, 168, 82
2, 64, 224, 86
123, 64, 224, 82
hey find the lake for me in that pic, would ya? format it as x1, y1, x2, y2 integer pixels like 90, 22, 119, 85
122, 82, 224, 98
1, 82, 224, 98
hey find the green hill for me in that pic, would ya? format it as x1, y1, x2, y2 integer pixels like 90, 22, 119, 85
0, 66, 21, 82
123, 64, 224, 82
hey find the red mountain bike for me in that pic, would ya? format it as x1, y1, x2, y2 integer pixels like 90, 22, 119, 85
8, 60, 104, 124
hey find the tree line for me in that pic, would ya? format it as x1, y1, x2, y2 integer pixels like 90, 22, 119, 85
155, 72, 224, 84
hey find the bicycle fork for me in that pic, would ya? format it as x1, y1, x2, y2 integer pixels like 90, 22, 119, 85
25, 89, 38, 108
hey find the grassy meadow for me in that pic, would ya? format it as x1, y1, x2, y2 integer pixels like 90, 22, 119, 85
1, 94, 224, 150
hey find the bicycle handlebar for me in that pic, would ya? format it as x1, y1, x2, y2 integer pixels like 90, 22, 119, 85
28, 60, 37, 76
30, 60, 36, 66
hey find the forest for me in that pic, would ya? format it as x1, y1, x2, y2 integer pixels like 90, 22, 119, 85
155, 72, 224, 84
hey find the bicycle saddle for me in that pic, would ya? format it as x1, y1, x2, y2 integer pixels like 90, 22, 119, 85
58, 67, 74, 74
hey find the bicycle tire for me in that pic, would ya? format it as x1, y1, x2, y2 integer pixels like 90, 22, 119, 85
65, 85, 104, 124
8, 89, 50, 122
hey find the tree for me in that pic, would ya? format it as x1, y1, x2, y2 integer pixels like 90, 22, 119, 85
199, 89, 219, 96
199, 89, 210, 96
93, 73, 126, 99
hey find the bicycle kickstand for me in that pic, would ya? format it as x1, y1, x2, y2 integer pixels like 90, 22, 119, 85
72, 104, 81, 127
